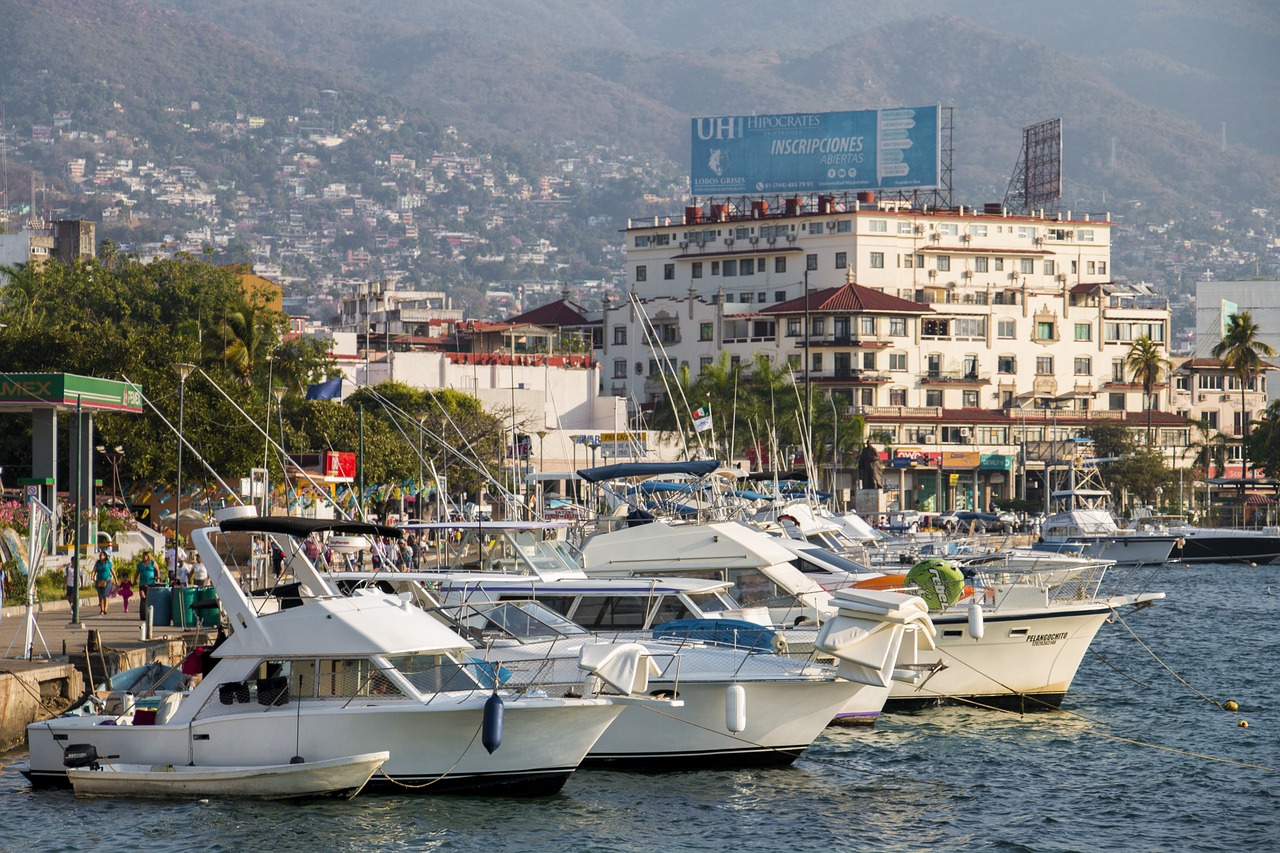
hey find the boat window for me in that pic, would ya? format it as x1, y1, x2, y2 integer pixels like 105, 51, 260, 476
498, 594, 577, 621
251, 658, 405, 700
385, 653, 480, 693
572, 595, 651, 630
685, 592, 733, 614
797, 548, 869, 574
481, 601, 588, 640
726, 569, 782, 607
649, 596, 696, 626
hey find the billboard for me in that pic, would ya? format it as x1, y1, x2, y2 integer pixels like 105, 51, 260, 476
690, 106, 940, 196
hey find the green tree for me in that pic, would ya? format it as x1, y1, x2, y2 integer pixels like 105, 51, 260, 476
1212, 311, 1276, 479
1123, 336, 1171, 444
217, 294, 283, 386
1246, 399, 1280, 479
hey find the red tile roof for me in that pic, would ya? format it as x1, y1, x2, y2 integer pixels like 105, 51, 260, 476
507, 298, 593, 327
761, 282, 932, 315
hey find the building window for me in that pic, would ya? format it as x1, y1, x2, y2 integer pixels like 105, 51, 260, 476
711, 261, 720, 275
889, 317, 907, 336
1074, 322, 1092, 341
635, 265, 647, 282
724, 261, 737, 277
812, 352, 823, 371
775, 257, 787, 274
1203, 411, 1218, 429
993, 258, 1004, 272
700, 356, 713, 372
925, 389, 943, 407
663, 263, 675, 280
739, 259, 753, 276
613, 359, 627, 378
835, 251, 847, 269
889, 387, 907, 406
699, 322, 713, 341
1036, 356, 1054, 375
939, 223, 959, 236
775, 290, 786, 302
998, 319, 1016, 338
889, 352, 907, 371
869, 220, 888, 232
860, 388, 874, 406
859, 316, 876, 336
1087, 261, 1096, 274
870, 251, 885, 269
1099, 261, 1107, 275
974, 256, 989, 273
1074, 356, 1092, 375
863, 352, 877, 370
962, 390, 979, 408
1109, 393, 1126, 411
786, 318, 802, 337
998, 355, 1016, 374
1036, 321, 1056, 340
838, 220, 852, 233
635, 361, 644, 375
1078, 229, 1095, 242
738, 291, 751, 302
1020, 258, 1035, 275
757, 258, 767, 272
613, 325, 626, 345
937, 255, 951, 272
1044, 259, 1056, 276
786, 353, 801, 369
692, 261, 703, 279
806, 254, 818, 271
971, 224, 988, 237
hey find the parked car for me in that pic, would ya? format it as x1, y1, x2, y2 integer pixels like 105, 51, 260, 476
935, 510, 1016, 534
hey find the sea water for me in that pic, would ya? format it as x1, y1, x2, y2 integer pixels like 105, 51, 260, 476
3, 562, 1277, 853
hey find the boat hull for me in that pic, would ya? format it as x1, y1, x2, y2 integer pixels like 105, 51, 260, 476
886, 605, 1112, 711
1173, 534, 1280, 565
582, 678, 862, 770
67, 752, 388, 800
27, 697, 621, 797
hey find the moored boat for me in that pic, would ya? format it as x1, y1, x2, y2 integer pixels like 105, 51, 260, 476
64, 746, 389, 800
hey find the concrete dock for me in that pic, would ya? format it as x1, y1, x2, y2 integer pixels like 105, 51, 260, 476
0, 595, 211, 750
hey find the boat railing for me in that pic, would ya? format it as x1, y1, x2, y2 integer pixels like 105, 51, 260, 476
968, 562, 1108, 603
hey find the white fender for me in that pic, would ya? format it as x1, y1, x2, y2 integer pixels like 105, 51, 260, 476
967, 600, 985, 640
725, 684, 747, 733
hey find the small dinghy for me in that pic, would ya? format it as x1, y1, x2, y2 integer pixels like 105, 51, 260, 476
63, 744, 389, 800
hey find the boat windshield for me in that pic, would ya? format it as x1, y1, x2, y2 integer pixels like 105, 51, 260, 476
383, 653, 483, 694
470, 600, 590, 642
685, 591, 734, 614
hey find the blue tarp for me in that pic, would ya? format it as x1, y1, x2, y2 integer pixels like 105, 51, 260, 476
651, 618, 779, 653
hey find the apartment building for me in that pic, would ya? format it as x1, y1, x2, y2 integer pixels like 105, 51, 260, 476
608, 196, 1187, 512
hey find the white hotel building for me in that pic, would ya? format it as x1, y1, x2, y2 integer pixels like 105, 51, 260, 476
606, 196, 1187, 513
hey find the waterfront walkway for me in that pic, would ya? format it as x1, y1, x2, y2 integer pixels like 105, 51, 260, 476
0, 595, 209, 749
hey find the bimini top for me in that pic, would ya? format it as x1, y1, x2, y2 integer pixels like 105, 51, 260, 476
219, 516, 403, 540
576, 460, 721, 484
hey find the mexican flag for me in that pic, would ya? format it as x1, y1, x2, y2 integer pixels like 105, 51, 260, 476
692, 405, 713, 432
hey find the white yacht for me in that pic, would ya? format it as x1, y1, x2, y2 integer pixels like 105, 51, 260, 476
1037, 488, 1177, 566
24, 509, 628, 796
579, 519, 1163, 711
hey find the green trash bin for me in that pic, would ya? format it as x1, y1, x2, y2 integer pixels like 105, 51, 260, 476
171, 586, 199, 628
194, 586, 220, 627
147, 585, 172, 627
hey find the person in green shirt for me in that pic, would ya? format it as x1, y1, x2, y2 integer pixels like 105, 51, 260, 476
135, 550, 159, 622
93, 551, 115, 616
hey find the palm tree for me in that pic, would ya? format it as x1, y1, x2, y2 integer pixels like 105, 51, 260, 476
1212, 311, 1277, 479
217, 295, 279, 385
1123, 336, 1171, 444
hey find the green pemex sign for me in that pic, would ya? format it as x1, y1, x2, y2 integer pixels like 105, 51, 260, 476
0, 373, 144, 413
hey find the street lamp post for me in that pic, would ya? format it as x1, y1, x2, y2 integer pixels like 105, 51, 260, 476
272, 385, 286, 515
95, 444, 125, 505
417, 412, 429, 521
172, 363, 195, 527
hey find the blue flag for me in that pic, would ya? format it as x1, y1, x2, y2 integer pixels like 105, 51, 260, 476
306, 377, 342, 400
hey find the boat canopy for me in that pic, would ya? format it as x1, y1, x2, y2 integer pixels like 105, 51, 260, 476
220, 516, 404, 539
576, 460, 721, 483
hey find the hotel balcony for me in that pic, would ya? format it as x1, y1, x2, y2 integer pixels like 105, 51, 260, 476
920, 370, 991, 385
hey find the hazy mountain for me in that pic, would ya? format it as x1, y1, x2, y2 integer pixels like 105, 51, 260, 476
134, 0, 1280, 212
3, 0, 1278, 218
